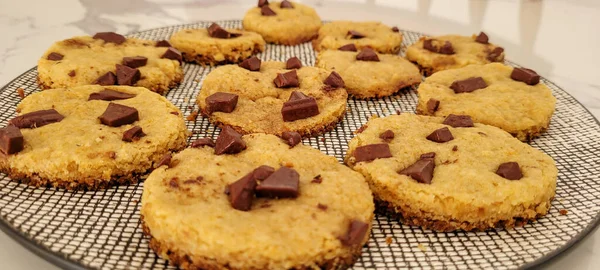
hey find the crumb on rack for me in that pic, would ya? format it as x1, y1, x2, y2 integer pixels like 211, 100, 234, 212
17, 88, 25, 99
386, 237, 393, 245
186, 110, 199, 121
559, 209, 568, 215
417, 243, 427, 252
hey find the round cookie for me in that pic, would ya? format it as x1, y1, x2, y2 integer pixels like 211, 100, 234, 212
0, 85, 188, 190
312, 21, 402, 54
345, 114, 557, 232
196, 60, 348, 137
315, 49, 421, 98
141, 133, 374, 269
38, 33, 184, 94
405, 33, 505, 76
242, 1, 322, 45
415, 63, 556, 141
169, 24, 265, 65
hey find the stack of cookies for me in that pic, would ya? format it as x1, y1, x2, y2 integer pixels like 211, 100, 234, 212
0, 1, 559, 269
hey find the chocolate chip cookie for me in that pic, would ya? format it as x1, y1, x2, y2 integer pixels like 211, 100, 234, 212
196, 59, 348, 137
416, 63, 555, 141
405, 32, 505, 76
312, 21, 402, 54
0, 85, 188, 190
345, 114, 557, 231
169, 23, 266, 65
141, 132, 374, 269
38, 32, 184, 94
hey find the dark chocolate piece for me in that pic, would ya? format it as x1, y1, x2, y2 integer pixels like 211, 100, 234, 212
450, 77, 487, 93
439, 41, 455, 54
261, 5, 276, 16
258, 0, 269, 7
156, 153, 172, 168
68, 70, 76, 77
47, 52, 64, 61
426, 98, 440, 114
423, 39, 455, 55
122, 126, 146, 142
207, 23, 241, 39
317, 203, 328, 210
206, 92, 239, 113
228, 171, 257, 211
452, 145, 458, 151
392, 26, 399, 32
115, 64, 141, 86
88, 89, 135, 101
511, 67, 540, 85
122, 56, 148, 68
214, 126, 246, 155
98, 103, 139, 127
0, 126, 24, 155
253, 165, 275, 181
9, 109, 64, 129
353, 143, 392, 163
93, 32, 126, 44
239, 56, 261, 71
356, 48, 379, 62
338, 44, 358, 52
487, 47, 504, 62
281, 91, 319, 122
475, 32, 489, 44
339, 220, 369, 246
282, 131, 302, 147
426, 127, 454, 143
420, 152, 436, 159
161, 47, 182, 63
280, 0, 294, 8
190, 138, 215, 148
379, 130, 394, 142
311, 175, 322, 183
496, 162, 523, 180
286, 57, 302, 69
399, 159, 435, 184
273, 70, 299, 88
155, 40, 172, 47
323, 71, 345, 90
94, 72, 117, 86
347, 30, 365, 39
255, 167, 299, 198
443, 114, 474, 128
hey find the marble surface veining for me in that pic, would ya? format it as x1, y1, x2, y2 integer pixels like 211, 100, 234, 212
0, 0, 598, 269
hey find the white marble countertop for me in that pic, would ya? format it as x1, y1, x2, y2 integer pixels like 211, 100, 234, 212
0, 0, 599, 269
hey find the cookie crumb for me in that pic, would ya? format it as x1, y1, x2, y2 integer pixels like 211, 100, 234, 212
311, 175, 322, 183
354, 124, 368, 134
282, 161, 294, 168
317, 203, 328, 210
17, 88, 25, 99
417, 243, 427, 252
320, 137, 326, 142
186, 110, 199, 121
396, 110, 401, 115
559, 209, 568, 215
106, 151, 116, 159
386, 237, 393, 245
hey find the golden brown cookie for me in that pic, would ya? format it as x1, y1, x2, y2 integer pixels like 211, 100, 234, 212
312, 21, 402, 54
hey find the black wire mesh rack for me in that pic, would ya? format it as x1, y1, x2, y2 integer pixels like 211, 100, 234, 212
0, 21, 599, 270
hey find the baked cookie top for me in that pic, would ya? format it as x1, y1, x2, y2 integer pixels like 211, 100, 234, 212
242, 1, 322, 45
345, 114, 557, 231
0, 85, 188, 190
37, 33, 184, 94
169, 24, 265, 65
416, 63, 556, 141
312, 21, 402, 54
315, 48, 421, 98
405, 33, 505, 75
196, 60, 348, 137
141, 133, 374, 269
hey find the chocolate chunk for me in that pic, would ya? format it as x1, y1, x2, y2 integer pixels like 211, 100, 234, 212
496, 162, 523, 180
261, 5, 277, 16
439, 41, 455, 55
423, 39, 455, 55
93, 32, 126, 44
215, 126, 246, 155
122, 126, 146, 142
239, 56, 261, 71
156, 153, 172, 168
452, 145, 458, 151
286, 57, 302, 69
450, 77, 487, 93
273, 70, 299, 88
426, 98, 440, 114
155, 40, 172, 47
88, 89, 135, 101
443, 114, 474, 128
169, 178, 179, 188
258, 0, 269, 7
311, 175, 322, 183
68, 70, 76, 77
426, 127, 454, 143
115, 64, 141, 86
339, 220, 369, 246
253, 165, 275, 180
280, 0, 294, 8
487, 47, 504, 62
423, 39, 437, 52
282, 131, 302, 147
228, 172, 257, 211
161, 47, 182, 63
281, 91, 319, 122
191, 138, 215, 148
98, 103, 139, 127
379, 130, 394, 142
9, 109, 64, 129
255, 167, 299, 198
392, 26, 399, 32
94, 72, 117, 86
353, 143, 392, 163
511, 67, 540, 85
206, 92, 238, 113
0, 126, 24, 155
356, 48, 380, 62
323, 71, 345, 90
399, 158, 435, 184
47, 52, 64, 61
475, 32, 489, 44
347, 30, 365, 39
338, 44, 358, 52
317, 203, 328, 210
420, 152, 436, 159
207, 23, 240, 39
122, 56, 148, 68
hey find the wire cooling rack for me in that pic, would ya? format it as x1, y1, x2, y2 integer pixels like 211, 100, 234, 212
0, 21, 599, 270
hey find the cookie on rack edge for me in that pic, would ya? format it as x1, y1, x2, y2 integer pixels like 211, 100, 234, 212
312, 21, 402, 54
